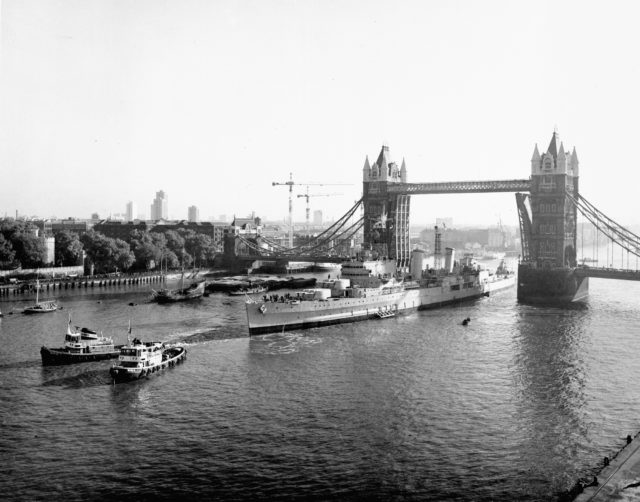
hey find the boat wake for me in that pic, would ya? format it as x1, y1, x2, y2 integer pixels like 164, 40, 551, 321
0, 359, 42, 370
250, 331, 322, 355
42, 369, 113, 388
178, 327, 247, 344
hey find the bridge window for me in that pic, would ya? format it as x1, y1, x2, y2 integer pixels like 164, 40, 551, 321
540, 176, 556, 192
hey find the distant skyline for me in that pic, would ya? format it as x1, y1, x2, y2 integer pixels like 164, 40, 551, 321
3, 1, 640, 228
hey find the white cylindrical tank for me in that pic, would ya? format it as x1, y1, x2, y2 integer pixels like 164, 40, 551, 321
311, 288, 332, 300
410, 249, 426, 278
331, 279, 350, 292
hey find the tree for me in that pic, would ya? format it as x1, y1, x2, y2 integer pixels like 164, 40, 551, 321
12, 232, 46, 268
164, 230, 185, 256
130, 230, 162, 271
0, 234, 15, 267
163, 230, 186, 267
184, 232, 216, 267
0, 220, 46, 268
54, 230, 84, 266
81, 230, 133, 274
113, 238, 135, 272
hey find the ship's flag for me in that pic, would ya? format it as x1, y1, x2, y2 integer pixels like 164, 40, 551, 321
127, 320, 132, 344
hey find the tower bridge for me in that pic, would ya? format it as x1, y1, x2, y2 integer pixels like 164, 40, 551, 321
239, 130, 640, 303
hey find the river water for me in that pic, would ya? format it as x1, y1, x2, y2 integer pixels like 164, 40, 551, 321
2, 273, 640, 501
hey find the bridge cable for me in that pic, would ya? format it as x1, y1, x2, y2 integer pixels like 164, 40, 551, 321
566, 191, 640, 260
277, 199, 363, 256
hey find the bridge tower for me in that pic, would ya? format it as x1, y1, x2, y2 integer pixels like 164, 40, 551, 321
517, 130, 589, 303
362, 145, 411, 269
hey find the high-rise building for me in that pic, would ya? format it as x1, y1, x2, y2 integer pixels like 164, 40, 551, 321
188, 205, 200, 223
313, 210, 323, 226
126, 201, 137, 222
150, 190, 168, 221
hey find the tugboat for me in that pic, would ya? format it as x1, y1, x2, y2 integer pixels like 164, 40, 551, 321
109, 334, 186, 382
40, 316, 122, 365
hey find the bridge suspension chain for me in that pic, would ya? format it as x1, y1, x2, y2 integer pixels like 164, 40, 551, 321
575, 193, 640, 247
285, 216, 364, 257
276, 198, 363, 256
240, 198, 363, 259
566, 191, 640, 259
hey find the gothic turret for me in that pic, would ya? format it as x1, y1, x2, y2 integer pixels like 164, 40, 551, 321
531, 144, 541, 173
547, 130, 560, 159
376, 145, 391, 181
400, 158, 407, 183
570, 147, 579, 176
557, 142, 567, 172
362, 156, 371, 182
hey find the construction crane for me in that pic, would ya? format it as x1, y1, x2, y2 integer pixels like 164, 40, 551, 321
297, 188, 343, 230
272, 173, 349, 248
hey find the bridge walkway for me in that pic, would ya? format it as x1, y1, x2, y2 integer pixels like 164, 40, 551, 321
575, 266, 640, 281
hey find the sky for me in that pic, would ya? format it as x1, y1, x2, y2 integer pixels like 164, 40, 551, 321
1, 0, 640, 229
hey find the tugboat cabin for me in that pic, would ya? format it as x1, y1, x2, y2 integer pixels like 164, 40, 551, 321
117, 340, 163, 369
64, 333, 85, 353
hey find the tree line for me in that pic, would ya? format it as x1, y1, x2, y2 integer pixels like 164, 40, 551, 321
0, 220, 218, 274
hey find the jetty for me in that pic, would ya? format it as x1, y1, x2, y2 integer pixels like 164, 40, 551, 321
574, 433, 640, 501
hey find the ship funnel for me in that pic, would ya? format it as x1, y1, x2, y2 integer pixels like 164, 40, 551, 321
410, 249, 426, 279
444, 247, 455, 274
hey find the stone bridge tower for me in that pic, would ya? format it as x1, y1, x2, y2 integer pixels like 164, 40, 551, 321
362, 145, 411, 269
517, 130, 588, 303
528, 130, 580, 268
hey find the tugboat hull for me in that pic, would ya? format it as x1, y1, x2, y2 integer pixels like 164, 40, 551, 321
109, 346, 187, 382
40, 346, 122, 366
517, 265, 589, 305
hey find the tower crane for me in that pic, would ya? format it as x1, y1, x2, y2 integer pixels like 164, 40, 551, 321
272, 173, 349, 248
297, 188, 343, 230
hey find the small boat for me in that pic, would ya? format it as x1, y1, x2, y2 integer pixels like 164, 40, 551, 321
110, 337, 186, 382
151, 273, 205, 303
40, 316, 122, 365
376, 307, 396, 319
229, 285, 268, 296
23, 279, 58, 314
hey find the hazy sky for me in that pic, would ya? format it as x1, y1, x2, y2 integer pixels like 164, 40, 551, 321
2, 0, 639, 228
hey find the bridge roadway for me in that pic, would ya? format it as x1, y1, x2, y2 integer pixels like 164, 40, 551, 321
255, 255, 346, 263
386, 179, 532, 194
575, 266, 640, 281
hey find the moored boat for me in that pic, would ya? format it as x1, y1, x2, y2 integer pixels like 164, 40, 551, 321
109, 337, 186, 382
229, 285, 268, 296
23, 279, 58, 314
151, 274, 205, 303
41, 316, 122, 365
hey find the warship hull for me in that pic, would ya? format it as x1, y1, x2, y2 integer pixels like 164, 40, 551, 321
246, 274, 516, 335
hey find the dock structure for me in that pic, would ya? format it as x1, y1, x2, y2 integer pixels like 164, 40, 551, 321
0, 272, 167, 297
575, 434, 640, 501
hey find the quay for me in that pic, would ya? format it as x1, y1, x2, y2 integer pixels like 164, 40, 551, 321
0, 272, 167, 297
572, 433, 640, 501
